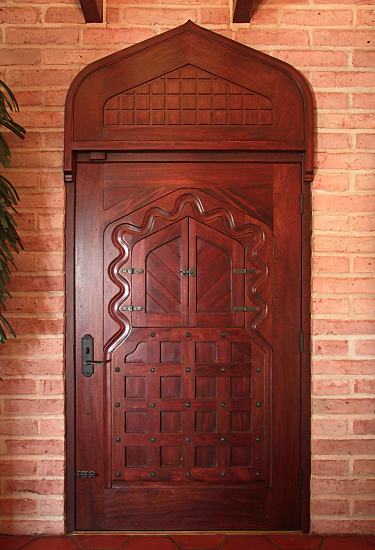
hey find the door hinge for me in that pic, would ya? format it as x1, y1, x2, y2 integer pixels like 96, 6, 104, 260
119, 267, 144, 275
120, 305, 143, 312
75, 470, 97, 478
233, 306, 258, 312
178, 268, 196, 277
233, 268, 257, 275
300, 193, 304, 215
300, 331, 304, 353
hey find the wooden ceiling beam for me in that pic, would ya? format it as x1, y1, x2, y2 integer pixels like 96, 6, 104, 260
79, 0, 103, 23
233, 0, 255, 23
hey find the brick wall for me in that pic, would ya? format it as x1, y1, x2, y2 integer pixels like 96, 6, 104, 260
0, 0, 374, 536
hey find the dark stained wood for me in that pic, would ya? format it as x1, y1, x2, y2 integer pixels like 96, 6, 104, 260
79, 0, 103, 22
64, 22, 314, 533
233, 0, 255, 23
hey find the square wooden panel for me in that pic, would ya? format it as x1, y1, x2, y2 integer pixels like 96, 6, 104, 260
195, 411, 217, 433
161, 446, 183, 467
231, 376, 251, 398
195, 377, 217, 398
125, 446, 148, 468
160, 411, 182, 433
230, 446, 251, 467
125, 411, 148, 433
125, 377, 146, 398
230, 411, 251, 432
195, 341, 217, 363
160, 341, 181, 363
195, 447, 217, 468
160, 376, 182, 399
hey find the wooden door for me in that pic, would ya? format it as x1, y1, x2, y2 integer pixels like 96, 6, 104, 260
65, 22, 313, 533
73, 161, 302, 530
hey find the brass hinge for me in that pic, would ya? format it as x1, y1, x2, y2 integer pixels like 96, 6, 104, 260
120, 305, 143, 312
300, 331, 304, 353
300, 194, 304, 215
233, 306, 258, 312
179, 268, 196, 277
233, 268, 257, 275
75, 470, 97, 478
120, 267, 144, 275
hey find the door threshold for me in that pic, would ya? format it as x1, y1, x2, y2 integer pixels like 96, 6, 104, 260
72, 531, 303, 535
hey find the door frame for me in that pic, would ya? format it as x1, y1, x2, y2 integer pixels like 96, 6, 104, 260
64, 21, 313, 533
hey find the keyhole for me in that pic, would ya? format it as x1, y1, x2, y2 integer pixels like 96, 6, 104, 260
86, 347, 90, 354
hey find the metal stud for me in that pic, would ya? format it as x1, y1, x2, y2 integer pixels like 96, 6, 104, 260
150, 436, 156, 443
185, 332, 191, 337
115, 472, 121, 478
114, 402, 120, 408
220, 367, 226, 372
220, 402, 226, 408
185, 367, 191, 373
221, 332, 227, 337
256, 401, 262, 408
149, 402, 156, 408
185, 437, 191, 443
256, 367, 261, 373
220, 472, 226, 477
185, 402, 191, 408
256, 471, 261, 477
150, 472, 156, 478
150, 367, 156, 373
115, 437, 121, 442
220, 437, 226, 442
150, 332, 156, 337
185, 472, 192, 478
114, 367, 120, 372
255, 436, 261, 442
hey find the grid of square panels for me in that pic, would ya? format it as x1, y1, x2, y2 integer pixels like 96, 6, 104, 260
104, 65, 273, 127
112, 337, 265, 482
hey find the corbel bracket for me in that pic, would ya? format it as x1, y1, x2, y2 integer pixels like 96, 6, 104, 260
233, 0, 255, 23
79, 0, 103, 23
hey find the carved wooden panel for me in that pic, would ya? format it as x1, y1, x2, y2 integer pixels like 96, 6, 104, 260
104, 65, 273, 128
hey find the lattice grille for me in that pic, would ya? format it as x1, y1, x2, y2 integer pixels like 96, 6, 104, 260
104, 65, 273, 127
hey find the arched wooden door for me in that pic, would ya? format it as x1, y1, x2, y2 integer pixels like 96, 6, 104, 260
65, 22, 313, 532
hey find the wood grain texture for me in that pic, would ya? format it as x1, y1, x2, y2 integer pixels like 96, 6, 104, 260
64, 22, 313, 532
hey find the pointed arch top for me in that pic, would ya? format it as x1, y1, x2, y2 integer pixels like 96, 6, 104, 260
65, 21, 314, 180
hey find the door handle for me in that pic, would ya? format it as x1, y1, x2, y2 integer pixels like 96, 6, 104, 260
81, 334, 109, 377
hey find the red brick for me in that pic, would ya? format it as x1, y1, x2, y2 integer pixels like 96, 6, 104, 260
235, 29, 309, 46
8, 319, 64, 336
313, 379, 350, 395
353, 460, 375, 475
276, 50, 348, 68
45, 91, 67, 108
311, 499, 349, 516
313, 277, 375, 294
0, 379, 36, 395
37, 460, 64, 477
124, 7, 197, 25
311, 71, 375, 88
314, 93, 348, 110
39, 499, 64, 515
0, 461, 36, 476
313, 173, 349, 191
355, 340, 375, 356
0, 521, 64, 535
353, 420, 375, 434
280, 9, 352, 26
313, 320, 375, 336
38, 419, 64, 436
3, 398, 64, 415
38, 379, 64, 396
317, 133, 353, 150
353, 93, 375, 109
13, 91, 44, 108
0, 420, 38, 435
356, 174, 375, 191
19, 191, 64, 209
37, 254, 64, 272
357, 9, 375, 27
83, 28, 156, 45
352, 216, 375, 233
250, 9, 278, 25
313, 30, 375, 47
37, 297, 64, 314
5, 296, 38, 314
38, 213, 64, 231
313, 398, 375, 414
355, 379, 375, 394
314, 340, 348, 356
314, 237, 375, 253
312, 418, 348, 435
7, 275, 63, 293
316, 152, 375, 170
0, 7, 40, 24
312, 255, 349, 272
4, 480, 64, 495
311, 519, 375, 535
0, 49, 41, 66
0, 337, 63, 357
13, 112, 64, 129
43, 48, 115, 66
312, 459, 348, 476
353, 50, 375, 67
312, 439, 375, 455
5, 439, 64, 456
313, 360, 375, 376
199, 7, 229, 24
356, 134, 375, 149
45, 7, 85, 23
0, 498, 37, 515
0, 359, 63, 376
6, 27, 79, 45
44, 132, 64, 149
312, 479, 375, 496
353, 298, 375, 314
317, 113, 375, 129
8, 69, 73, 88
312, 297, 349, 315
12, 151, 65, 169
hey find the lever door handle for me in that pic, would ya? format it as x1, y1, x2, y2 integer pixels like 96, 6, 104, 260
81, 334, 109, 377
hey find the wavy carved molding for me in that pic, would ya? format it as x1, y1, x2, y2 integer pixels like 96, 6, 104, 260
105, 191, 269, 355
